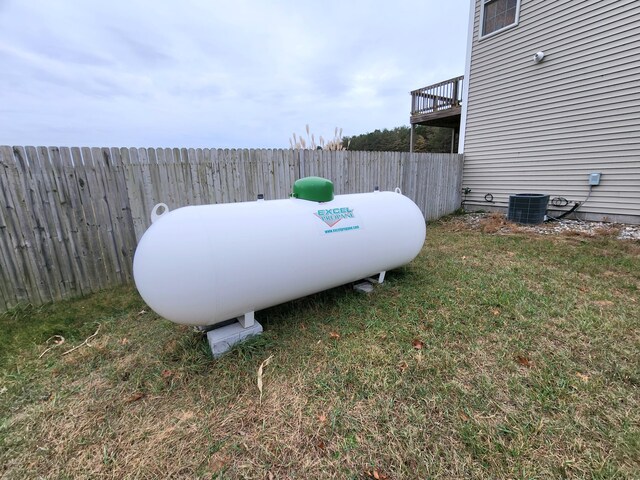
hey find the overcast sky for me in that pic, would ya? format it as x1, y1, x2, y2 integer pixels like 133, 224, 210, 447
0, 0, 470, 148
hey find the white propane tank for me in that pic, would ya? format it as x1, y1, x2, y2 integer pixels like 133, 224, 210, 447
133, 177, 426, 326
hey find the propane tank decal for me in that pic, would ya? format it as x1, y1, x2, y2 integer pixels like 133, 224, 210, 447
314, 207, 360, 234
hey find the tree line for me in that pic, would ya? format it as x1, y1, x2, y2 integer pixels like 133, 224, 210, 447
343, 126, 455, 153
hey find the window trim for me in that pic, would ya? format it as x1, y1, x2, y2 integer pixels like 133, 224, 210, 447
478, 0, 521, 40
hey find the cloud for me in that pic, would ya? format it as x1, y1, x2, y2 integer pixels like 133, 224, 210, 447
0, 0, 470, 147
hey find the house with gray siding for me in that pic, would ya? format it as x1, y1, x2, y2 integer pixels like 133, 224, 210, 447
411, 0, 640, 224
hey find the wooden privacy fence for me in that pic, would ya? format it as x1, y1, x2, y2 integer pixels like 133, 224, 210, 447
0, 146, 463, 310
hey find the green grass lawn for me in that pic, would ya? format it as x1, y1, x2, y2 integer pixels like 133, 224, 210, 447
1, 216, 639, 479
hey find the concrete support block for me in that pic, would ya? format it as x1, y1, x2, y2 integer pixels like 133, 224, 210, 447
206, 319, 263, 358
353, 281, 374, 293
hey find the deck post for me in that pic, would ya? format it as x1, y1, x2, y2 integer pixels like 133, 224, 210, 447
410, 124, 416, 153
450, 128, 455, 153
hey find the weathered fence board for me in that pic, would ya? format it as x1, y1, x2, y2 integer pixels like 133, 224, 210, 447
0, 147, 463, 310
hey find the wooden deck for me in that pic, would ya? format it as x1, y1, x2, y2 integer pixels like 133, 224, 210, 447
410, 75, 464, 128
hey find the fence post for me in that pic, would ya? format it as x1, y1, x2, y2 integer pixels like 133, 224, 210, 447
298, 149, 305, 178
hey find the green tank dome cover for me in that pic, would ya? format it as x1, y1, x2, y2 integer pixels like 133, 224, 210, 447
292, 176, 334, 202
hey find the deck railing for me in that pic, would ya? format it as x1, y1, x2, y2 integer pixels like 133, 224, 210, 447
411, 75, 464, 115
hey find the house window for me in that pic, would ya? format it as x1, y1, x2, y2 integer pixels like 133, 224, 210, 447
481, 0, 519, 37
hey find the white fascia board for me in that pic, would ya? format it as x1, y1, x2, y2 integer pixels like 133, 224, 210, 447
459, 0, 476, 153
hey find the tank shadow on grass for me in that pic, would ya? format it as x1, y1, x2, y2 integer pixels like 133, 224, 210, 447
212, 266, 415, 360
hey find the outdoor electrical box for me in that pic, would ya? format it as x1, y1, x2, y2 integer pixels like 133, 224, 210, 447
589, 172, 601, 186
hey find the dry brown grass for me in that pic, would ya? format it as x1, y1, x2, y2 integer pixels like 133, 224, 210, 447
592, 225, 623, 238
2, 345, 487, 479
477, 212, 512, 234
290, 125, 348, 151
5, 349, 326, 478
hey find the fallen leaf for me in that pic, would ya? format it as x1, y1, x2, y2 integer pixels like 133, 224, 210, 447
161, 369, 173, 378
329, 331, 341, 340
459, 411, 470, 421
0, 386, 8, 395
268, 472, 274, 480
398, 361, 408, 373
593, 300, 614, 307
412, 339, 424, 350
516, 355, 532, 368
120, 338, 129, 345
576, 372, 590, 383
318, 413, 327, 423
491, 308, 501, 316
365, 469, 388, 480
125, 392, 145, 403
257, 355, 274, 404
177, 411, 195, 422
316, 440, 326, 450
207, 454, 230, 472
137, 309, 147, 316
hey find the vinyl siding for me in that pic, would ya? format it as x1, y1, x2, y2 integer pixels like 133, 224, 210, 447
462, 0, 640, 222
